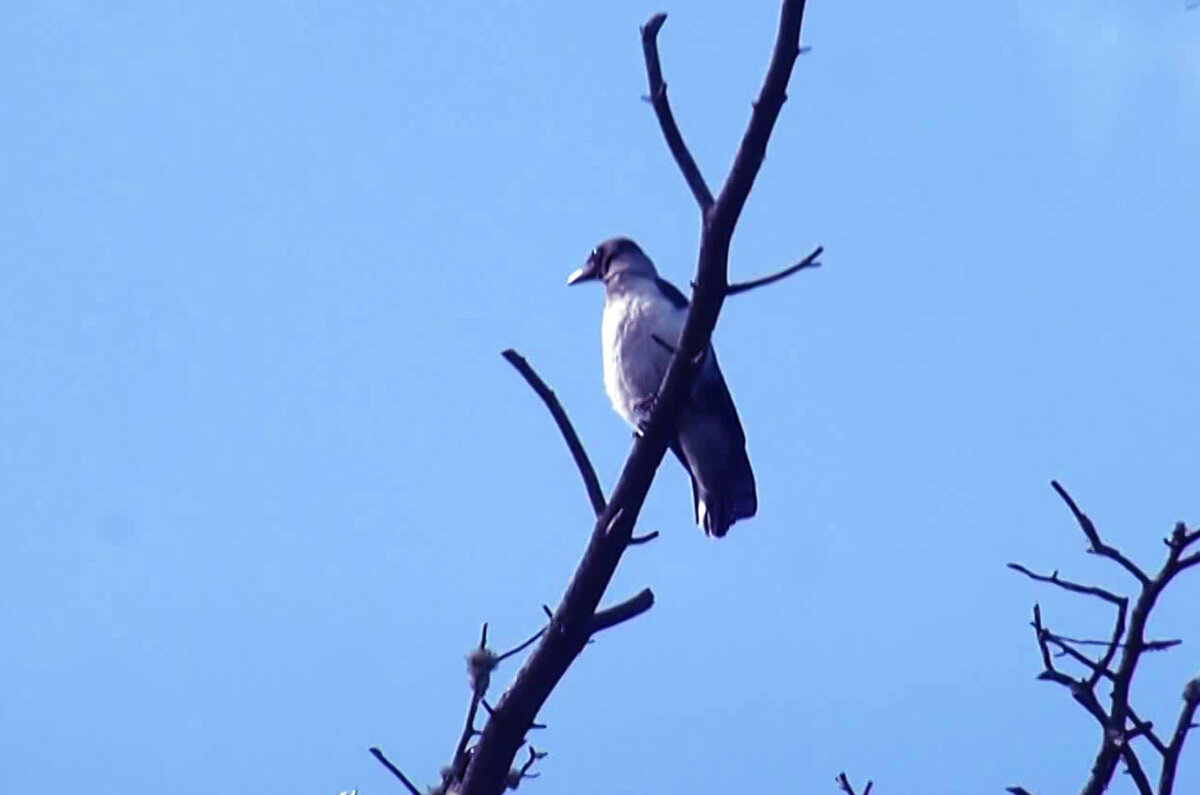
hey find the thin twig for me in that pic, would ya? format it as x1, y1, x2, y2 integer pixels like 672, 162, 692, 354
726, 245, 823, 296
369, 747, 422, 795
502, 349, 606, 516
506, 745, 547, 790
628, 530, 660, 545
1126, 707, 1168, 756
1119, 747, 1153, 795
1159, 677, 1200, 794
453, 626, 493, 780
1052, 480, 1150, 586
1030, 606, 1111, 728
591, 588, 655, 634
496, 626, 547, 665
1007, 563, 1125, 605
640, 13, 714, 211
836, 772, 873, 795
1049, 634, 1180, 652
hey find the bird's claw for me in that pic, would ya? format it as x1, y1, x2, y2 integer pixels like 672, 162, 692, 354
633, 394, 658, 438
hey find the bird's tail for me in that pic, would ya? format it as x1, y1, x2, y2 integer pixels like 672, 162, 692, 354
697, 445, 757, 538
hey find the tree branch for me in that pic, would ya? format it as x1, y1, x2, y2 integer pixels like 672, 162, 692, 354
1160, 677, 1200, 794
1119, 746, 1154, 795
1018, 483, 1200, 795
369, 747, 421, 795
726, 245, 823, 296
1051, 480, 1151, 586
836, 772, 873, 795
640, 13, 714, 211
590, 587, 655, 635
1007, 563, 1125, 606
458, 6, 813, 793
502, 349, 606, 516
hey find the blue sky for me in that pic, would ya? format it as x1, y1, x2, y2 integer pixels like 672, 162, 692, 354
3, 2, 1198, 793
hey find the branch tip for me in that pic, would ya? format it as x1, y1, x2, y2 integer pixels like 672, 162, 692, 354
502, 349, 607, 516
369, 747, 422, 795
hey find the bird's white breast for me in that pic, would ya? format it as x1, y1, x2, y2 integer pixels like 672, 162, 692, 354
601, 279, 686, 428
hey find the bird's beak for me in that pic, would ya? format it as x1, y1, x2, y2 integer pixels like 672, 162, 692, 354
567, 259, 599, 285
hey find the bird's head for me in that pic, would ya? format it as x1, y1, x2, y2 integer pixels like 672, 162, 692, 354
567, 237, 657, 286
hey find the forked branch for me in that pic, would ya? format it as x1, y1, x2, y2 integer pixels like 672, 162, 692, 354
456, 5, 814, 793
1011, 481, 1199, 795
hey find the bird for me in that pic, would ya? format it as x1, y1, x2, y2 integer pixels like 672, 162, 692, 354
567, 236, 756, 537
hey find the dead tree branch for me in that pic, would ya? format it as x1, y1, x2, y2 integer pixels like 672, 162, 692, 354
641, 13, 714, 211
836, 771, 873, 795
502, 349, 606, 516
453, 5, 814, 793
1010, 481, 1200, 795
1051, 479, 1150, 586
1160, 677, 1200, 794
726, 244, 823, 296
590, 587, 655, 635
369, 747, 421, 795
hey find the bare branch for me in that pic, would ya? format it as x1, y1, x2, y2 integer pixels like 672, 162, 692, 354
1029, 605, 1111, 728
1092, 592, 1127, 688
505, 746, 547, 790
726, 245, 823, 296
628, 530, 660, 546
369, 747, 422, 795
1119, 746, 1153, 795
1160, 677, 1200, 794
1126, 708, 1168, 757
1007, 563, 1125, 606
1051, 480, 1150, 586
640, 13, 714, 211
502, 349, 606, 516
591, 588, 655, 635
1048, 634, 1180, 653
707, 0, 808, 244
460, 6, 813, 791
836, 772, 873, 795
496, 627, 546, 665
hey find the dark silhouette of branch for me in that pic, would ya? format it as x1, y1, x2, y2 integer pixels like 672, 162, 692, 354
590, 587, 655, 634
1011, 482, 1200, 795
641, 13, 714, 211
1051, 479, 1150, 586
369, 747, 421, 795
1049, 634, 1180, 653
1007, 563, 1125, 606
836, 771, 873, 795
504, 746, 547, 790
454, 624, 494, 776
502, 349, 606, 516
495, 626, 546, 665
628, 530, 660, 545
455, 5, 813, 793
1160, 677, 1200, 793
726, 245, 823, 296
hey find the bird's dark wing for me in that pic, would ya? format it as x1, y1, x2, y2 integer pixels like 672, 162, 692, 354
668, 437, 701, 525
654, 277, 689, 310
688, 350, 746, 447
